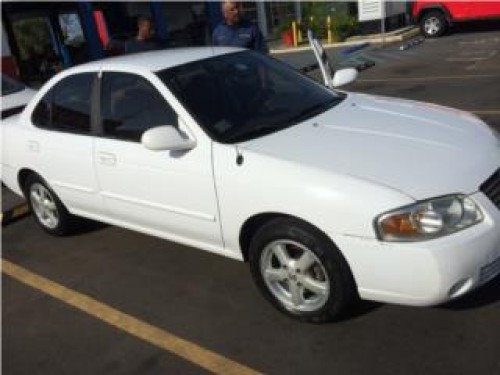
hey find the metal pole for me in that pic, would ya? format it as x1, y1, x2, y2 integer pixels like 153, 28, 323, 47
256, 1, 268, 38
381, 0, 386, 46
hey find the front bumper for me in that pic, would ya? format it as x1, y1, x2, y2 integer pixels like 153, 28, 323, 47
334, 192, 500, 306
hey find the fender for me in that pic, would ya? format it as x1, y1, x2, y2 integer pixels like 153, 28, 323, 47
414, 4, 452, 24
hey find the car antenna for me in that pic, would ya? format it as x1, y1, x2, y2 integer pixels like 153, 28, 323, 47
235, 145, 244, 166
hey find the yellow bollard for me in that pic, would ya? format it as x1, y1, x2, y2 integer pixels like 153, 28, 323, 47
297, 21, 302, 43
292, 21, 298, 48
327, 15, 332, 44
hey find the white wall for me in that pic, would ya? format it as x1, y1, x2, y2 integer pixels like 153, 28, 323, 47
358, 0, 407, 22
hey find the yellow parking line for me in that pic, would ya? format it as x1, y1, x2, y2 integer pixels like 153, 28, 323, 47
358, 74, 500, 83
1, 204, 30, 226
2, 259, 262, 375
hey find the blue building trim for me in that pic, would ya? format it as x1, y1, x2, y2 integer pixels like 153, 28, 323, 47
78, 2, 104, 60
47, 19, 72, 67
150, 1, 168, 41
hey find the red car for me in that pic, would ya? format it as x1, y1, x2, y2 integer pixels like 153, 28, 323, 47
413, 1, 500, 37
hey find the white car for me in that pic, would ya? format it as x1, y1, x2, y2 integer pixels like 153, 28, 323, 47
2, 44, 499, 322
1, 74, 36, 119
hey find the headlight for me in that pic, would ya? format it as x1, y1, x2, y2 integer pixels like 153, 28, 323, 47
375, 195, 483, 242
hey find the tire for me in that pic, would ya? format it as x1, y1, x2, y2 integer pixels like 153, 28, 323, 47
24, 174, 74, 236
248, 217, 357, 323
420, 11, 447, 38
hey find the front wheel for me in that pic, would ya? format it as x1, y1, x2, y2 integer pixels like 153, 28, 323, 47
420, 11, 447, 38
249, 218, 357, 323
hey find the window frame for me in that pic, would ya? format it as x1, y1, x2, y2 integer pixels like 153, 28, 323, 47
30, 72, 99, 136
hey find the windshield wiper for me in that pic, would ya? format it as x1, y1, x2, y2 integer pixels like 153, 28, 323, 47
223, 98, 343, 143
285, 99, 339, 125
225, 124, 283, 143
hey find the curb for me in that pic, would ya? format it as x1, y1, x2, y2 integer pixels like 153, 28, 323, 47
341, 42, 370, 57
270, 26, 420, 55
270, 40, 373, 55
1, 203, 30, 226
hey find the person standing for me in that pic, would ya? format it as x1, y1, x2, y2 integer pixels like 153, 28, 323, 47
125, 16, 159, 53
212, 1, 268, 54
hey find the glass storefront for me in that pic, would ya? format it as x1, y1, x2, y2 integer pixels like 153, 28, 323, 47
3, 2, 89, 84
161, 1, 209, 46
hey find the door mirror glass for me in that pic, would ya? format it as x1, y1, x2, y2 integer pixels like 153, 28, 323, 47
332, 68, 358, 87
141, 125, 196, 151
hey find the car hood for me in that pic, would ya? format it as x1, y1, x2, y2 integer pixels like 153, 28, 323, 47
241, 93, 500, 199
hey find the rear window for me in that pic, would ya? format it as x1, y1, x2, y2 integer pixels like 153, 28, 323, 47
2, 75, 25, 96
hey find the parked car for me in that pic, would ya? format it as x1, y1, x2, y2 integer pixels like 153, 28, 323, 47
2, 43, 499, 322
1, 74, 36, 119
413, 1, 500, 37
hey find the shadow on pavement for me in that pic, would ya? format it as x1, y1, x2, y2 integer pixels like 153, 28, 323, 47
335, 300, 382, 323
440, 276, 500, 310
452, 19, 500, 35
70, 219, 108, 236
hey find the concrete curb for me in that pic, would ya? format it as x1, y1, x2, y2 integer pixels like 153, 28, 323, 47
1, 203, 30, 226
270, 26, 420, 55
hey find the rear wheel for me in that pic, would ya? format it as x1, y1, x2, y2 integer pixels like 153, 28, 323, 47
24, 174, 74, 236
420, 11, 447, 38
248, 218, 357, 323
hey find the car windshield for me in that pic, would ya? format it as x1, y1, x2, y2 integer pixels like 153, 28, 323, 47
2, 74, 25, 96
157, 51, 345, 143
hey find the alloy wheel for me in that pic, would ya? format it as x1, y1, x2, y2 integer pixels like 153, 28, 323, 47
260, 239, 330, 312
29, 182, 60, 229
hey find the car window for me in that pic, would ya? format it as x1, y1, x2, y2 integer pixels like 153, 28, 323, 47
32, 73, 95, 133
101, 72, 177, 142
158, 51, 344, 143
53, 73, 94, 133
2, 74, 25, 96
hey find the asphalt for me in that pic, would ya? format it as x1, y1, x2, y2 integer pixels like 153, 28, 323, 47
3, 24, 500, 375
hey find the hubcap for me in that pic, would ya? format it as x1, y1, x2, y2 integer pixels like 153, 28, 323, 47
424, 17, 441, 35
260, 240, 330, 313
29, 183, 59, 229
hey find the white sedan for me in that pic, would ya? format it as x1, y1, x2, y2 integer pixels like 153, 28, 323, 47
2, 45, 499, 322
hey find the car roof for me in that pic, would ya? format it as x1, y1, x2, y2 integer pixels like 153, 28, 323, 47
71, 46, 245, 73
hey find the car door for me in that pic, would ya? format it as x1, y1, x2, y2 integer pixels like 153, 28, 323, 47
307, 30, 336, 89
94, 71, 223, 248
464, 1, 500, 19
28, 72, 103, 215
308, 30, 358, 89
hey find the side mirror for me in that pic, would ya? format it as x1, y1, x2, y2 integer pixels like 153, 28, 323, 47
332, 68, 358, 88
141, 126, 196, 151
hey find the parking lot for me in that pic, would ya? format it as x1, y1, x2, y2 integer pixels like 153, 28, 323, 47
3, 26, 500, 375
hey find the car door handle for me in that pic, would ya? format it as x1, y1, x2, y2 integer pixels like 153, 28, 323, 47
27, 140, 40, 153
98, 152, 117, 166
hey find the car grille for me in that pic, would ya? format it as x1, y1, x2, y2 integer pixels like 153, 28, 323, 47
480, 168, 500, 209
479, 256, 500, 285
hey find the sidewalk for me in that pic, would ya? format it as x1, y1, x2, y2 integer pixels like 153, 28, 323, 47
1, 185, 29, 225
269, 26, 420, 55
